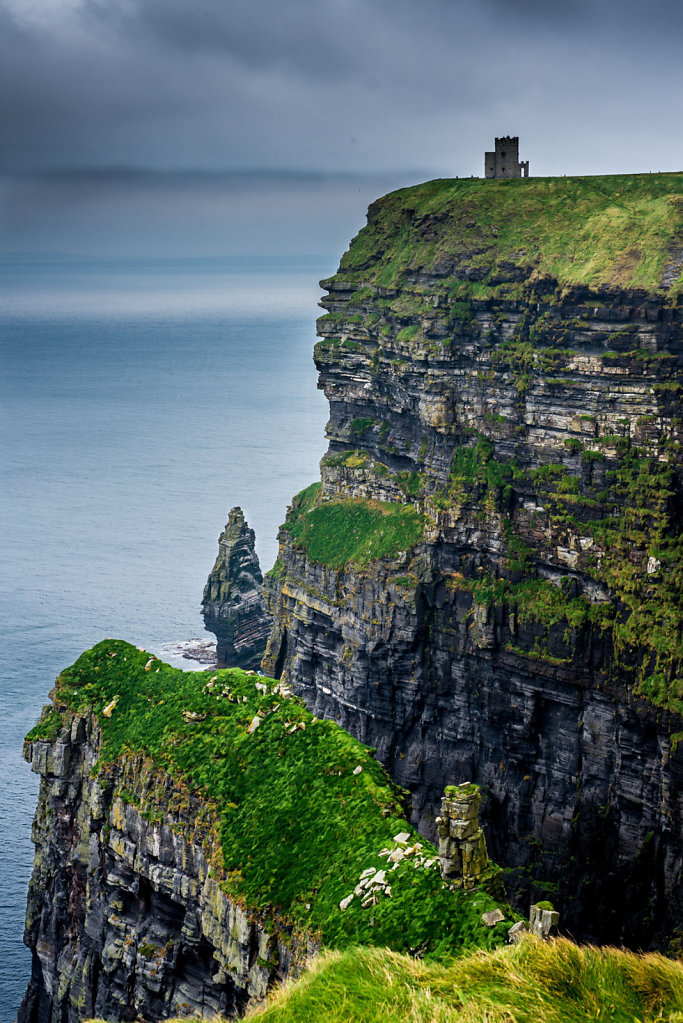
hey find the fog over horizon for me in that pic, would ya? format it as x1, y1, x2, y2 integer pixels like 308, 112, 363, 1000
1, 0, 682, 258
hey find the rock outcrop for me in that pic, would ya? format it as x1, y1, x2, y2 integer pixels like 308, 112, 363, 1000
202, 507, 272, 669
436, 784, 490, 884
18, 708, 309, 1023
262, 174, 683, 948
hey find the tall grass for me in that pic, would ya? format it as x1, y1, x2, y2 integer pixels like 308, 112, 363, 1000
239, 938, 683, 1023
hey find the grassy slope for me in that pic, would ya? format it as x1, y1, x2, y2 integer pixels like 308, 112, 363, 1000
336, 173, 683, 296
30, 640, 511, 957
283, 482, 424, 569
123, 938, 683, 1023
245, 940, 683, 1023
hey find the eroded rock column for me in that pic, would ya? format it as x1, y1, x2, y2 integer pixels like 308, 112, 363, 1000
202, 507, 272, 668
436, 783, 490, 885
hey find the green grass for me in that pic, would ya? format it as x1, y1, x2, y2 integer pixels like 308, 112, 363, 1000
337, 173, 683, 297
25, 707, 63, 741
285, 491, 425, 569
37, 640, 510, 957
244, 938, 683, 1022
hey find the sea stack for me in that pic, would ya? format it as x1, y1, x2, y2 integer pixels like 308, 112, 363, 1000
202, 507, 272, 669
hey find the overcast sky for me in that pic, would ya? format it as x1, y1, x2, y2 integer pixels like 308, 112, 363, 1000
2, 0, 682, 257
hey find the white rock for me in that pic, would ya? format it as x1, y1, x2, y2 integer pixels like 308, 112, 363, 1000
360, 867, 376, 880
373, 870, 386, 885
388, 848, 405, 863
247, 716, 261, 734
482, 909, 505, 927
353, 765, 363, 775
339, 894, 354, 911
393, 832, 411, 844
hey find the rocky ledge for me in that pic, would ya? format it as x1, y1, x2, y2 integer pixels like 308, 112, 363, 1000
19, 641, 511, 1022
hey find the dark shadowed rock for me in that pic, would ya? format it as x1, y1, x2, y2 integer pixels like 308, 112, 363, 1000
202, 507, 272, 669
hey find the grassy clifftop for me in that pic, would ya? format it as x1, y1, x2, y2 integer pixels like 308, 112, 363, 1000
29, 640, 510, 958
335, 173, 683, 297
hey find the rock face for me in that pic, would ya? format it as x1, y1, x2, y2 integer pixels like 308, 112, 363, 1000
18, 710, 311, 1023
202, 507, 272, 669
263, 176, 683, 948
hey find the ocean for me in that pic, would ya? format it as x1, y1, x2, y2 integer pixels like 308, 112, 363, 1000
0, 256, 331, 1020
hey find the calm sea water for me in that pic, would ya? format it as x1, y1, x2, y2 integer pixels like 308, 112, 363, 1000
0, 257, 330, 1020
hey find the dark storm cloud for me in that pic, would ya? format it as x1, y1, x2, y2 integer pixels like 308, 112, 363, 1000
1, 0, 683, 260
1, 0, 683, 178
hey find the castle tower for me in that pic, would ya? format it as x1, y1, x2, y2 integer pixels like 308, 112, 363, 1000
484, 136, 529, 179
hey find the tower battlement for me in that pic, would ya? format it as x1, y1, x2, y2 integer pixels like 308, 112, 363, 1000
484, 135, 529, 179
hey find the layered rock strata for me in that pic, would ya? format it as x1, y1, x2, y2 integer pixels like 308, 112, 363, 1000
18, 710, 309, 1023
202, 507, 272, 668
262, 175, 683, 947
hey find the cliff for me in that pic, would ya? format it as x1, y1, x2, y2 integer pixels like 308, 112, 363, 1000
262, 173, 683, 949
202, 508, 272, 669
19, 641, 510, 1022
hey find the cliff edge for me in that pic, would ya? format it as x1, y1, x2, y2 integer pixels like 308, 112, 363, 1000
262, 173, 683, 948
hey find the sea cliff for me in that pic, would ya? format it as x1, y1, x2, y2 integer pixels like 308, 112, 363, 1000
21, 172, 683, 1020
261, 173, 683, 948
19, 642, 509, 1022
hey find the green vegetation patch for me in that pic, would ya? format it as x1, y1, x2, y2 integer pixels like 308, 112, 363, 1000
338, 173, 683, 296
26, 707, 63, 742
285, 491, 424, 569
40, 640, 509, 958
242, 938, 683, 1023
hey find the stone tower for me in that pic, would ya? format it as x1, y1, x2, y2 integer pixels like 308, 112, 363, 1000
484, 136, 529, 179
